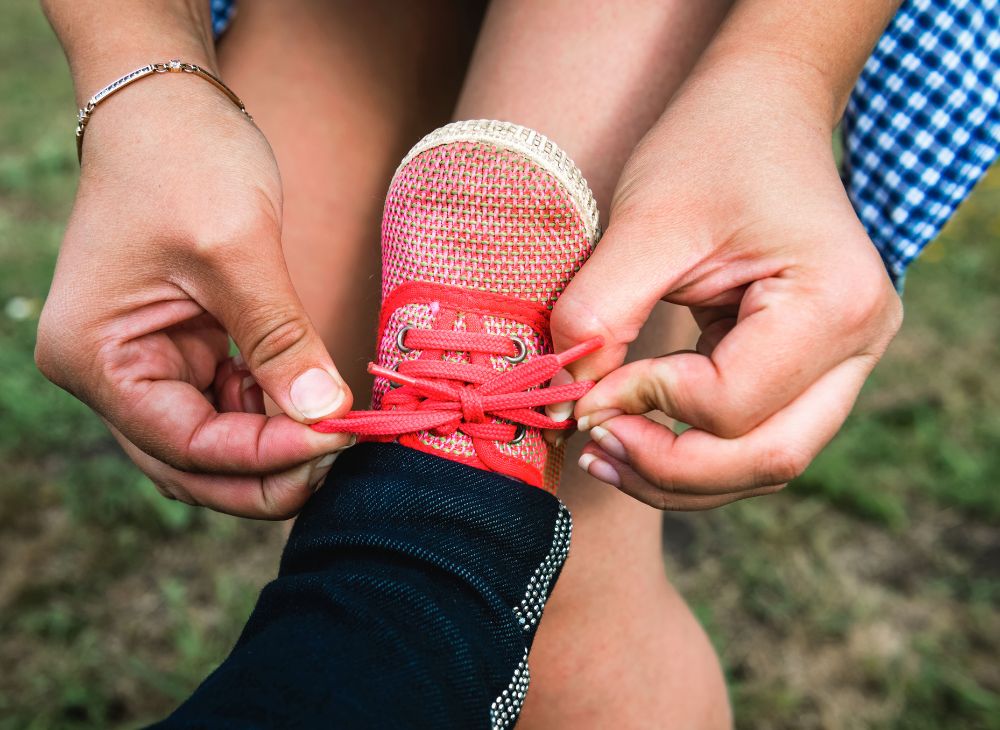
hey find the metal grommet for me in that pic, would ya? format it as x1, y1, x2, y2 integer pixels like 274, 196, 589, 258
504, 336, 527, 364
388, 363, 402, 389
510, 425, 527, 445
396, 325, 413, 353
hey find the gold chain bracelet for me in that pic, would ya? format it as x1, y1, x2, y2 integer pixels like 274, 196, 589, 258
75, 59, 253, 164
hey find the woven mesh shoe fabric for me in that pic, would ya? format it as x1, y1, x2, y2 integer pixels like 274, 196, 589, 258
381, 120, 600, 306
381, 122, 598, 491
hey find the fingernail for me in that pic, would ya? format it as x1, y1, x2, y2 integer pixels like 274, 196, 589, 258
552, 433, 566, 448
290, 368, 345, 419
546, 403, 575, 423
578, 452, 621, 487
577, 408, 623, 433
315, 452, 338, 471
232, 352, 246, 368
309, 452, 339, 490
550, 367, 573, 387
336, 434, 358, 451
544, 368, 576, 423
590, 425, 628, 461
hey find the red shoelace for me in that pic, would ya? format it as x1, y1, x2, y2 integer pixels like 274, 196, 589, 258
312, 322, 601, 444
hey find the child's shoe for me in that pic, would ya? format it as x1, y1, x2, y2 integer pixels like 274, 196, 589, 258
314, 120, 601, 493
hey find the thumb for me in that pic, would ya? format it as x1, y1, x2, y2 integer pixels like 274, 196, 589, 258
551, 214, 685, 382
201, 248, 352, 423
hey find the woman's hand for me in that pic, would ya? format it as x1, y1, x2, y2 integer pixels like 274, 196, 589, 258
35, 77, 354, 519
551, 53, 903, 510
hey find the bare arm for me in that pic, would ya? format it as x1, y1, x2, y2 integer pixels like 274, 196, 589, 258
704, 0, 902, 123
41, 0, 217, 101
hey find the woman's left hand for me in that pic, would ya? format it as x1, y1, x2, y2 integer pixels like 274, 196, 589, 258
550, 51, 903, 510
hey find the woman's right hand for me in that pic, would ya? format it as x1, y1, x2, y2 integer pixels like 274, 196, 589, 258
35, 76, 355, 519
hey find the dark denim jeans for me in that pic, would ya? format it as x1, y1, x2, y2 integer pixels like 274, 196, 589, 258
151, 443, 571, 729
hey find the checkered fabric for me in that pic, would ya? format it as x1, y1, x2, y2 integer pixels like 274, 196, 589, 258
209, 0, 235, 37
844, 0, 1000, 286
210, 0, 1000, 287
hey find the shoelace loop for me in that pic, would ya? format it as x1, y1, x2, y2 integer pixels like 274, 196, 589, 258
311, 331, 603, 443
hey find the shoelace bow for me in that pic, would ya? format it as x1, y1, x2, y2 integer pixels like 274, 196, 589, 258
312, 327, 603, 443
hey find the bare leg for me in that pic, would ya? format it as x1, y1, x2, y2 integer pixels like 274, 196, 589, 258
525, 306, 732, 729
220, 1, 731, 724
218, 0, 482, 399
455, 1, 733, 726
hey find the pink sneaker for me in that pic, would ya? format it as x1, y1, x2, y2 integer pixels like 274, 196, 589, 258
314, 120, 601, 492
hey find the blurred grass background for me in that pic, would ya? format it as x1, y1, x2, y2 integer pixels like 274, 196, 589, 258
0, 2, 997, 728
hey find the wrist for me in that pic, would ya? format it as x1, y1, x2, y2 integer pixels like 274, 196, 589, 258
43, 0, 217, 105
692, 0, 900, 127
687, 45, 841, 134
76, 59, 251, 163
72, 46, 219, 109
77, 76, 249, 173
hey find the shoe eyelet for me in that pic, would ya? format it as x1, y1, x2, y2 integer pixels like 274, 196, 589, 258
388, 363, 402, 389
510, 425, 527, 445
396, 325, 413, 353
504, 336, 527, 365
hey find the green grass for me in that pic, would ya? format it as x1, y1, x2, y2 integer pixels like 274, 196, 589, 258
1, 1, 997, 728
795, 172, 1000, 530
0, 7, 283, 729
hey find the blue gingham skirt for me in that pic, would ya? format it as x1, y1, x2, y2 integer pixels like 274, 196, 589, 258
211, 0, 1000, 287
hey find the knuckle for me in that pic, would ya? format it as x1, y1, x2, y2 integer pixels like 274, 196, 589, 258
644, 491, 671, 511
33, 325, 62, 383
90, 337, 136, 397
647, 469, 684, 504
181, 205, 279, 263
641, 356, 704, 420
142, 470, 196, 505
868, 288, 904, 361
757, 443, 810, 485
704, 407, 758, 440
242, 313, 312, 372
728, 483, 787, 508
183, 228, 244, 263
643, 355, 758, 438
838, 262, 894, 331
552, 286, 646, 357
259, 480, 309, 521
638, 475, 674, 509
651, 490, 677, 512
885, 290, 904, 336
761, 483, 788, 497
689, 392, 755, 439
34, 311, 83, 391
841, 291, 878, 332
551, 293, 614, 345
165, 451, 200, 473
641, 359, 678, 411
34, 304, 63, 371
263, 501, 300, 521
149, 479, 179, 502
